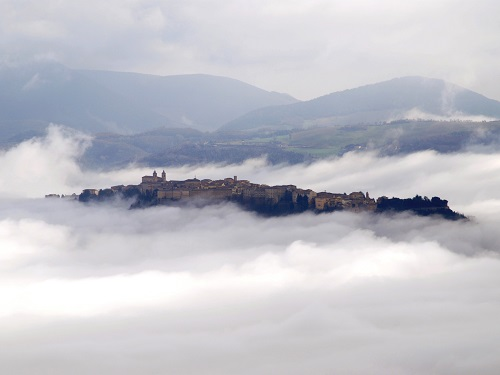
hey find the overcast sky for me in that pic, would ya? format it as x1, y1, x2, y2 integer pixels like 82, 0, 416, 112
1, 0, 499, 100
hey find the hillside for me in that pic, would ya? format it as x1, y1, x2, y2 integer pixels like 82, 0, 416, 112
221, 76, 500, 131
0, 62, 298, 142
79, 70, 298, 131
0, 61, 170, 139
77, 120, 500, 170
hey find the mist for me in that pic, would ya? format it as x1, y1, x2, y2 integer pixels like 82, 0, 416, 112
2, 127, 500, 374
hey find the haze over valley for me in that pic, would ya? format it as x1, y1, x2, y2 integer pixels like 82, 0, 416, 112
3, 61, 500, 169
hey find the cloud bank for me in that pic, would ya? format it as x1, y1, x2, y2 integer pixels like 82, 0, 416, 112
2, 127, 500, 374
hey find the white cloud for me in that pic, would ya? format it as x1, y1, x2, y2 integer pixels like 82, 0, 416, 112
21, 72, 44, 91
1, 198, 500, 374
0, 125, 93, 198
5, 126, 500, 217
397, 108, 498, 122
2, 129, 500, 373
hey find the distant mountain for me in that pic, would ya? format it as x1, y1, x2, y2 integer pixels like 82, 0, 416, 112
0, 61, 170, 140
0, 61, 298, 141
220, 77, 500, 131
78, 70, 298, 131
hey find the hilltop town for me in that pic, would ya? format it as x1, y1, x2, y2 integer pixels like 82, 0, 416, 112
77, 170, 465, 220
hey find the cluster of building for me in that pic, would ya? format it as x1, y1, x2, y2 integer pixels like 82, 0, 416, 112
71, 169, 464, 219
45, 193, 79, 199
86, 170, 377, 213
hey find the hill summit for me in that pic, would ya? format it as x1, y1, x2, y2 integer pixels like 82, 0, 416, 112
75, 170, 466, 220
221, 76, 500, 130
0, 61, 297, 141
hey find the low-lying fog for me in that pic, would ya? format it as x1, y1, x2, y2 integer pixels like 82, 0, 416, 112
1, 126, 500, 374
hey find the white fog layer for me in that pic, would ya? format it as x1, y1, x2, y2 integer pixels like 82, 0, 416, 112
1, 127, 500, 374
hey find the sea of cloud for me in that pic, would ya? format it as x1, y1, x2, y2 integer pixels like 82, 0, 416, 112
1, 126, 500, 374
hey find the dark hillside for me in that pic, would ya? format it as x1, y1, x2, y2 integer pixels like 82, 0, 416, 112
222, 77, 500, 131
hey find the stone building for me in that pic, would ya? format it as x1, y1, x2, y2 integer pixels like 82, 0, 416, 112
82, 170, 376, 215
314, 191, 376, 212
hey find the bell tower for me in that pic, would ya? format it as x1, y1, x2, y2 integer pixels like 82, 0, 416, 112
162, 170, 166, 182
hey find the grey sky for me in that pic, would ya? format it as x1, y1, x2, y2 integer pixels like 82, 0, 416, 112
1, 0, 499, 100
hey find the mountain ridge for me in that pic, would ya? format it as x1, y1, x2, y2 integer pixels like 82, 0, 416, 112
220, 76, 500, 131
0, 61, 298, 140
78, 69, 298, 131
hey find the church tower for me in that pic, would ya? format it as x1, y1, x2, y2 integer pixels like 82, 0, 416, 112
153, 170, 157, 182
162, 170, 166, 182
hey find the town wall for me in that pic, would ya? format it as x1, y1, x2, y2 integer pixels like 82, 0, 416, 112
190, 188, 233, 200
